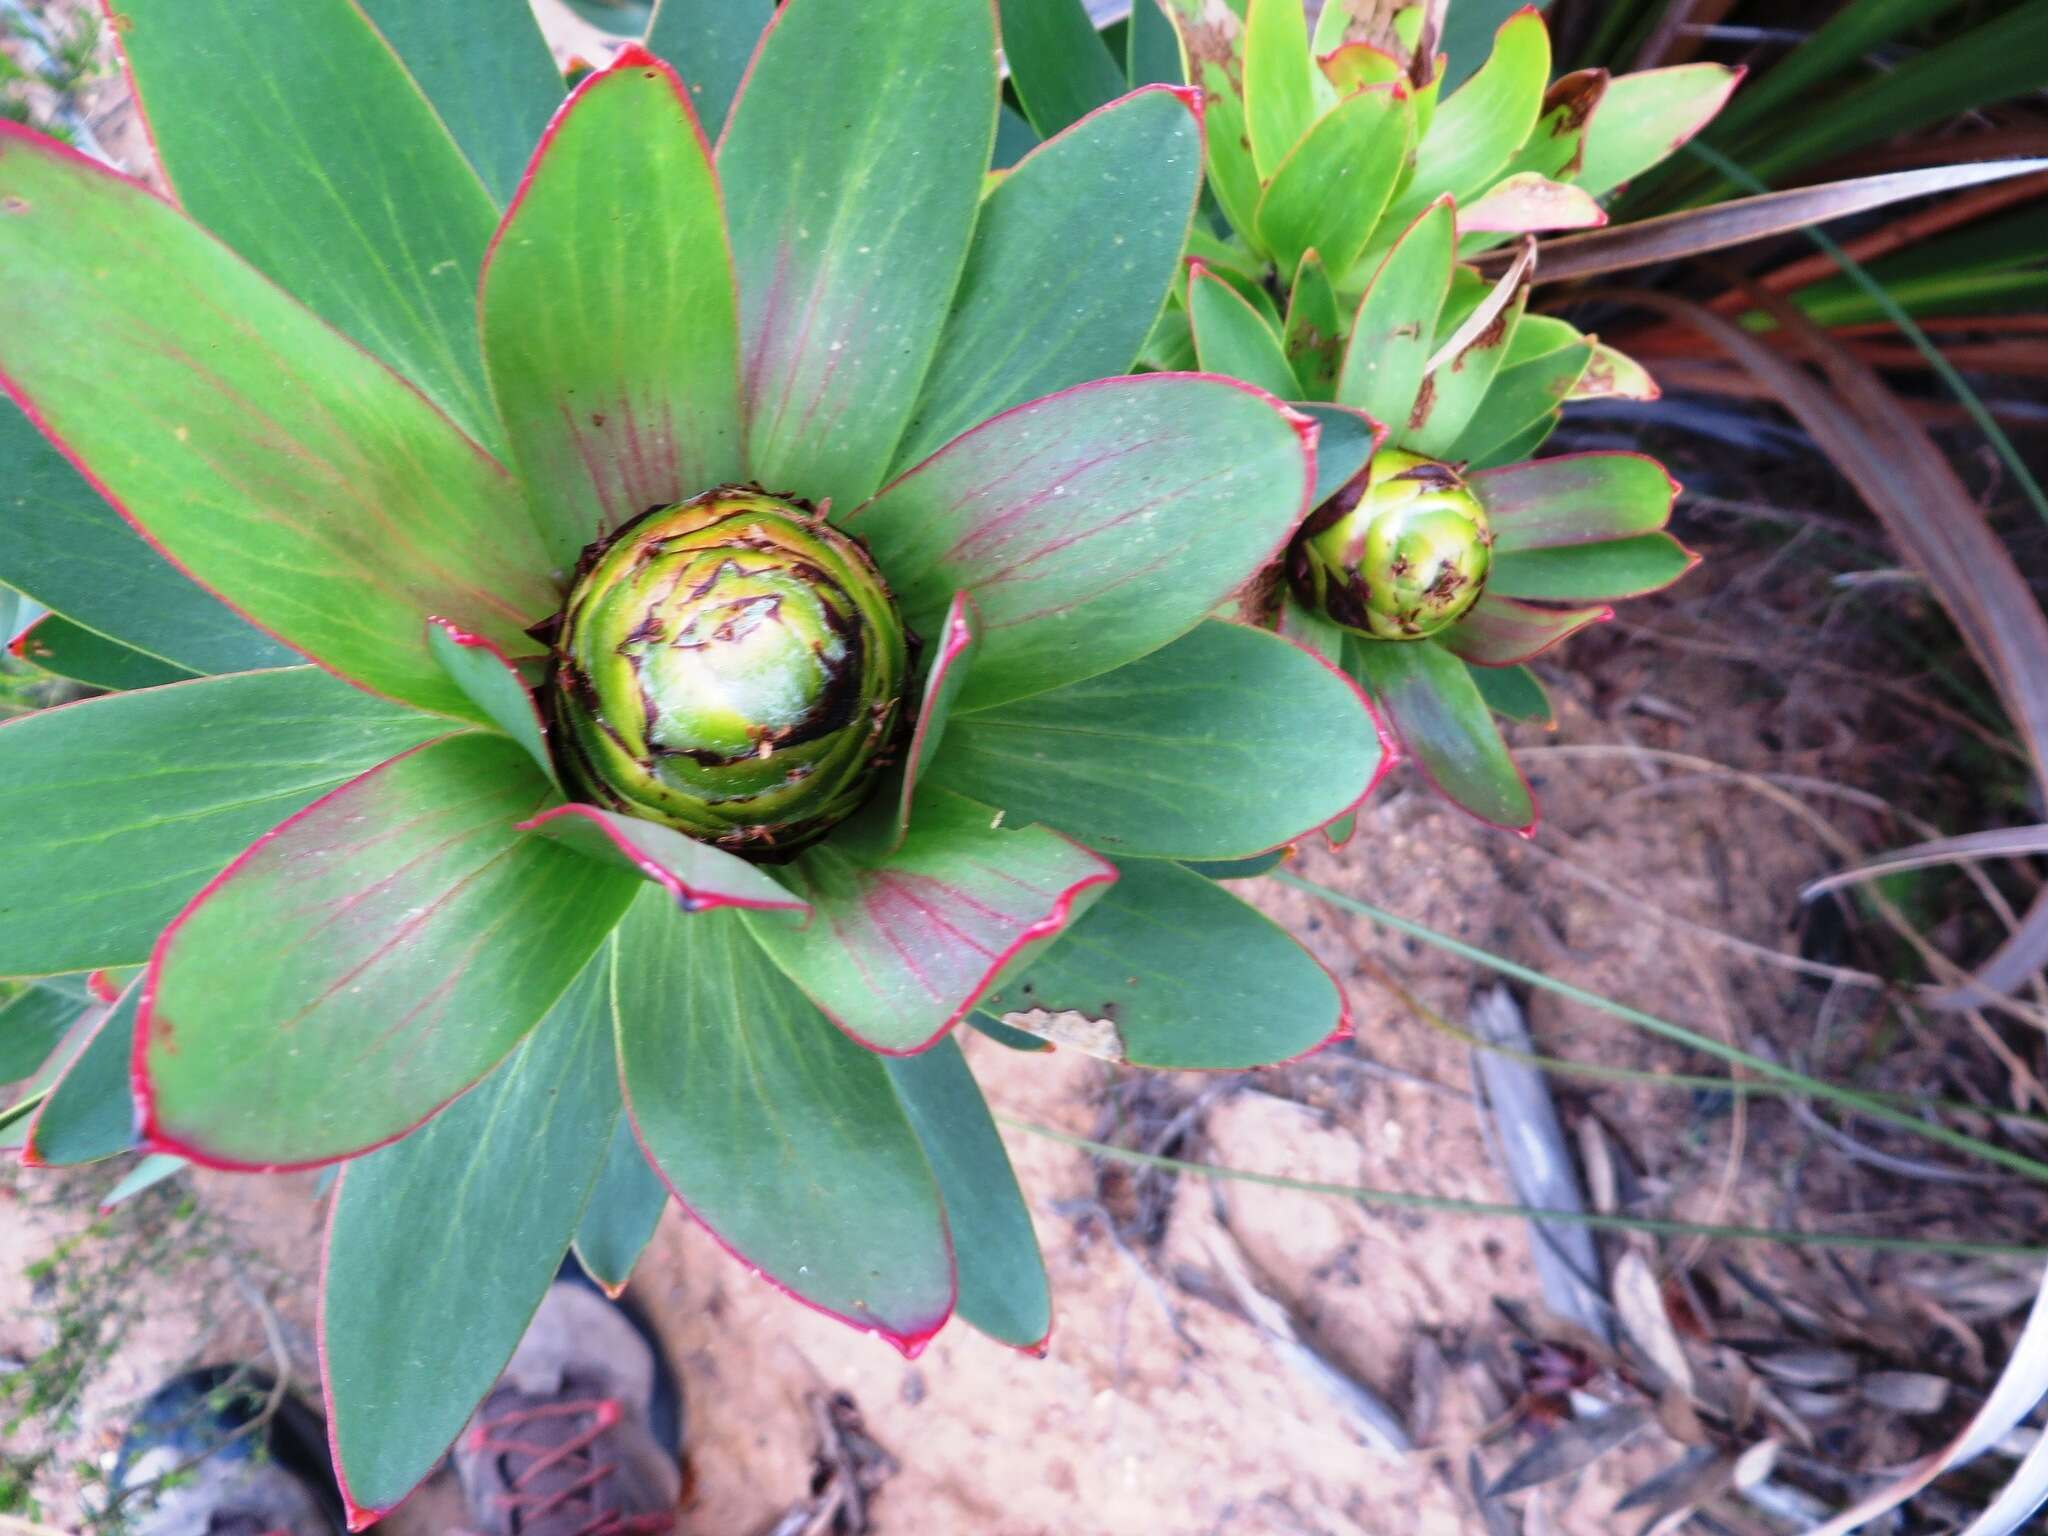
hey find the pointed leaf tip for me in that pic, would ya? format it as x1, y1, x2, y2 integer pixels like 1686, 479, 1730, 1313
518, 804, 809, 915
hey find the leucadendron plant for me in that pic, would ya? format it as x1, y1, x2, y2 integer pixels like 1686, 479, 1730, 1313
0, 0, 1390, 1519
1144, 0, 1728, 830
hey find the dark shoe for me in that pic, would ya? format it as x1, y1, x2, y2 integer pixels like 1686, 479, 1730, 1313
452, 1280, 683, 1536
114, 1366, 344, 1536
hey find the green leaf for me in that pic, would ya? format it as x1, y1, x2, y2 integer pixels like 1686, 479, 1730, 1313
356, 0, 564, 206
968, 1010, 1054, 1052
0, 403, 297, 677
1574, 64, 1740, 199
1187, 265, 1302, 401
1001, 0, 1126, 136
745, 787, 1113, 1054
614, 896, 953, 1352
883, 1036, 1050, 1349
1156, 0, 1263, 246
1347, 634, 1533, 831
111, 0, 503, 447
1283, 251, 1345, 400
426, 619, 554, 784
574, 1115, 671, 1296
1254, 83, 1410, 282
100, 1152, 188, 1209
0, 130, 560, 721
1470, 409, 1558, 469
1406, 290, 1527, 456
644, 0, 775, 135
892, 592, 981, 844
140, 734, 638, 1169
928, 620, 1383, 859
894, 84, 1204, 469
1294, 402, 1381, 506
9, 613, 193, 692
1488, 533, 1697, 602
1471, 452, 1679, 554
324, 948, 621, 1521
1382, 8, 1549, 232
479, 49, 743, 574
1128, 0, 1182, 87
1442, 340, 1590, 464
1242, 0, 1317, 177
720, 0, 996, 512
1337, 198, 1455, 435
0, 981, 89, 1084
0, 1004, 94, 1153
1469, 661, 1553, 725
24, 984, 137, 1167
1435, 593, 1610, 667
846, 375, 1313, 711
519, 804, 810, 914
0, 668, 446, 977
1182, 849, 1288, 880
1496, 68, 1604, 186
986, 856, 1345, 1066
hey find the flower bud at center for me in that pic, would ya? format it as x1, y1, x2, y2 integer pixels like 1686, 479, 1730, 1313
547, 489, 908, 854
1288, 448, 1492, 640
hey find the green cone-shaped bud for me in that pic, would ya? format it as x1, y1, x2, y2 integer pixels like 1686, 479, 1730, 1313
1288, 448, 1492, 640
547, 489, 909, 855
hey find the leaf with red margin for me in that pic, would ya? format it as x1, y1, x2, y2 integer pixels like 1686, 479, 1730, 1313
1336, 197, 1455, 435
1458, 172, 1606, 235
644, 0, 776, 137
0, 1000, 100, 1153
139, 734, 639, 1171
1187, 264, 1302, 402
518, 804, 808, 915
0, 668, 449, 978
0, 981, 92, 1086
1347, 633, 1535, 833
22, 982, 138, 1167
1155, 0, 1262, 245
107, 0, 504, 449
892, 83, 1205, 471
1242, 0, 1317, 178
1254, 81, 1411, 282
844, 375, 1317, 712
1489, 534, 1698, 602
322, 945, 620, 1527
743, 787, 1115, 1055
927, 620, 1388, 860
894, 592, 981, 845
983, 855, 1349, 1068
719, 0, 996, 513
1470, 452, 1679, 554
8, 611, 193, 692
615, 894, 954, 1354
1380, 7, 1550, 232
425, 619, 554, 784
573, 1114, 671, 1298
0, 125, 558, 722
1573, 63, 1742, 200
883, 1036, 1050, 1350
480, 47, 743, 573
1435, 593, 1612, 667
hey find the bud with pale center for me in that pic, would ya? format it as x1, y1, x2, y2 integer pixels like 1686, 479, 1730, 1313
547, 489, 909, 854
1288, 448, 1492, 640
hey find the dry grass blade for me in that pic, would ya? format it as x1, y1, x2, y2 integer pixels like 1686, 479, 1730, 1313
1802, 825, 2048, 901
1600, 286, 2048, 1011
1425, 237, 1535, 375
1487, 1402, 1654, 1497
1510, 161, 2048, 285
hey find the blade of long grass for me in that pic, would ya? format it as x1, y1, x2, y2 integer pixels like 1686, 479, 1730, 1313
995, 1115, 2047, 1259
1683, 141, 2048, 531
1510, 159, 2048, 286
1803, 825, 2048, 900
1272, 870, 2048, 1182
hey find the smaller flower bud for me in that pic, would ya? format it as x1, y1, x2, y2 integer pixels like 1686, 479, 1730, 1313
1288, 448, 1492, 640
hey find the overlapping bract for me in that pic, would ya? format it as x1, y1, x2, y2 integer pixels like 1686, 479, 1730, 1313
0, 1, 1387, 1521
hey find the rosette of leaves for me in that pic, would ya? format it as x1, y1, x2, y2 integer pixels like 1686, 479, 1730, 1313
1139, 0, 1724, 830
0, 0, 1387, 1519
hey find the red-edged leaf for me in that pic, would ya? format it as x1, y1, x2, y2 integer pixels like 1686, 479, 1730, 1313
1436, 593, 1612, 667
896, 592, 981, 844
843, 374, 1317, 711
1573, 63, 1742, 199
1488, 533, 1699, 602
1186, 263, 1302, 401
720, 0, 997, 512
22, 982, 139, 1167
480, 47, 743, 573
1156, 0, 1263, 254
138, 734, 639, 1171
1459, 173, 1606, 235
0, 125, 557, 721
425, 618, 554, 784
1253, 81, 1411, 281
517, 803, 808, 915
744, 788, 1116, 1055
1336, 197, 1456, 435
1348, 634, 1535, 833
615, 896, 955, 1354
1470, 453, 1680, 554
